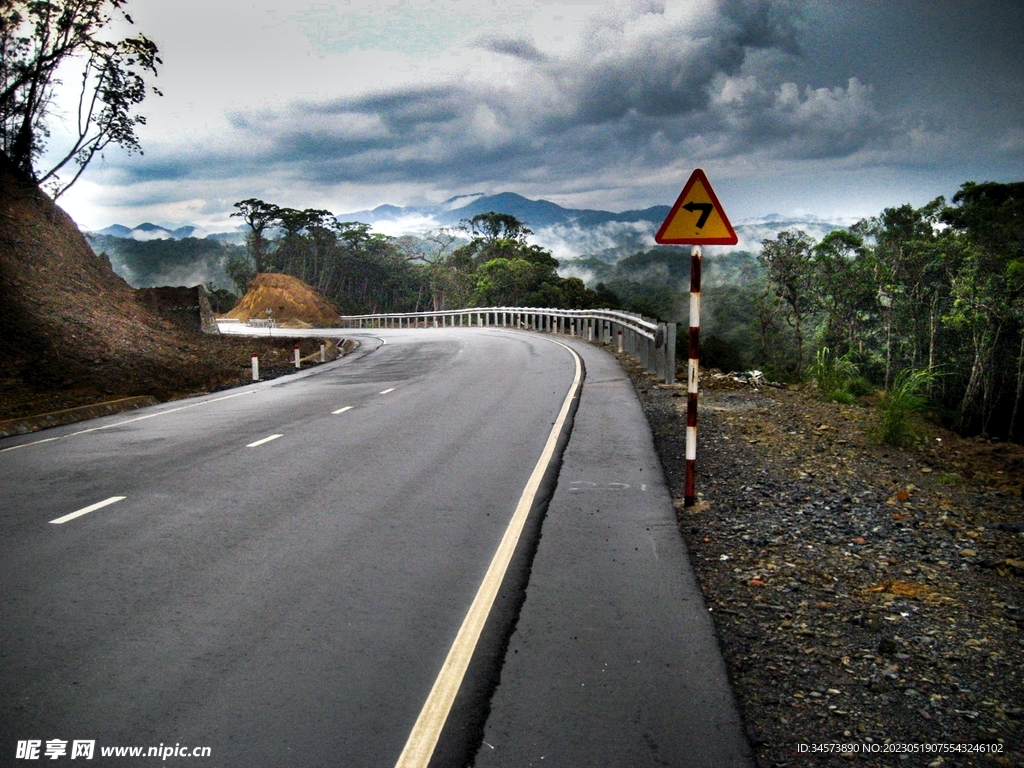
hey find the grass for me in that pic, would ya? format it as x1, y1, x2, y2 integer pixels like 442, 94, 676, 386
808, 348, 868, 404
873, 367, 939, 447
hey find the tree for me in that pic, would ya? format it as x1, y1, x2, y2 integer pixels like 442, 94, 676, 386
231, 198, 280, 274
941, 181, 1024, 434
0, 0, 161, 197
759, 230, 816, 379
811, 229, 874, 354
462, 212, 532, 244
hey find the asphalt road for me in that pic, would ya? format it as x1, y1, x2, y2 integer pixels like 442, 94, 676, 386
0, 329, 580, 767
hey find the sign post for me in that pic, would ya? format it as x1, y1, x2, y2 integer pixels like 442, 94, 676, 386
655, 169, 737, 507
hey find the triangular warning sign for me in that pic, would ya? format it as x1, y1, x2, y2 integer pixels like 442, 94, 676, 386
655, 169, 738, 245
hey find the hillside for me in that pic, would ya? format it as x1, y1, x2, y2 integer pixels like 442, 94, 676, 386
0, 155, 330, 420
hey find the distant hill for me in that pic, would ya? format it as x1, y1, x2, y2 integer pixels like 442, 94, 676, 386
88, 193, 851, 289
341, 191, 670, 230
336, 193, 849, 261
90, 222, 246, 244
86, 233, 243, 291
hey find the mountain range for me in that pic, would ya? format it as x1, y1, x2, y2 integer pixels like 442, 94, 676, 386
86, 192, 853, 264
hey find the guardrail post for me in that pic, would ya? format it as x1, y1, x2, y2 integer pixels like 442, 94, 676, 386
655, 324, 665, 380
663, 323, 671, 385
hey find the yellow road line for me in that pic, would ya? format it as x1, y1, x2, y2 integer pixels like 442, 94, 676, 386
394, 339, 583, 768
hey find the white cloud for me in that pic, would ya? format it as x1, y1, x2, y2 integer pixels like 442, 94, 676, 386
44, 0, 1023, 230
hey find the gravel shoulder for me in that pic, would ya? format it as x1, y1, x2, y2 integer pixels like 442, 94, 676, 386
624, 358, 1023, 768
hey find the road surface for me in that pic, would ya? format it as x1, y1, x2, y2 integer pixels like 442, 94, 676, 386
1, 327, 749, 767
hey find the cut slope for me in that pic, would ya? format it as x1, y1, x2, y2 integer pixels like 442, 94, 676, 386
0, 154, 239, 400
225, 273, 340, 327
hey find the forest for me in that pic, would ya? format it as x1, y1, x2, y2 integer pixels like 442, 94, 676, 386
226, 200, 617, 316
595, 181, 1023, 444
224, 181, 1022, 443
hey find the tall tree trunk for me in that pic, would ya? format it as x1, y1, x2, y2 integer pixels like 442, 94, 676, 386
793, 310, 804, 381
958, 329, 987, 432
1010, 335, 1024, 442
884, 312, 893, 390
981, 322, 1002, 438
927, 295, 938, 395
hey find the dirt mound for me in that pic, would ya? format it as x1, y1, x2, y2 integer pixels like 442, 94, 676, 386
225, 273, 339, 327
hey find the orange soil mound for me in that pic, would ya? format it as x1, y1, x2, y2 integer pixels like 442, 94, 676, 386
225, 273, 339, 327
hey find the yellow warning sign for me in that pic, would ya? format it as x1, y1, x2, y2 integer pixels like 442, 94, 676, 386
655, 169, 737, 245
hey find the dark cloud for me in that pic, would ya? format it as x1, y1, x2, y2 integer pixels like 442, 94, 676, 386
255, 0, 816, 183
105, 0, 1023, 218
719, 0, 801, 54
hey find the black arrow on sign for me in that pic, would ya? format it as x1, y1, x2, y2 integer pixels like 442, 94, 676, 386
682, 202, 713, 229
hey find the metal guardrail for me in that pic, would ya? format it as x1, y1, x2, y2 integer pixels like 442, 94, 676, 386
338, 307, 677, 384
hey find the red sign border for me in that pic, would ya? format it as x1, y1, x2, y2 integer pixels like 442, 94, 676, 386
655, 168, 738, 245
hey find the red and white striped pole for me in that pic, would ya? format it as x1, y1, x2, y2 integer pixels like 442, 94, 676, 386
685, 245, 702, 507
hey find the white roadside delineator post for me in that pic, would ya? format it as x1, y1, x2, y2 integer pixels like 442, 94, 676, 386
252, 353, 259, 381
294, 344, 301, 369
685, 246, 702, 507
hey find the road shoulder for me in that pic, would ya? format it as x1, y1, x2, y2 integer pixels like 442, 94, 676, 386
477, 338, 752, 767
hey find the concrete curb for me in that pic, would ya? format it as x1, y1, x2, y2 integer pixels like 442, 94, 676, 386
0, 396, 160, 438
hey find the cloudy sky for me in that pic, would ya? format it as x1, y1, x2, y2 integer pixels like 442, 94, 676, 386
47, 0, 1024, 232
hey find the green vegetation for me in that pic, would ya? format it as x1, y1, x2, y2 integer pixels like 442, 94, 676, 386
86, 234, 243, 291
808, 347, 863, 404
567, 179, 1022, 444
227, 203, 615, 316
872, 368, 938, 447
750, 181, 1023, 442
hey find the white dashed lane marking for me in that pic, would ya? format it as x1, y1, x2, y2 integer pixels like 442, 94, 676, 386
332, 406, 354, 414
246, 434, 283, 448
50, 496, 126, 525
